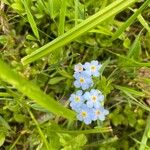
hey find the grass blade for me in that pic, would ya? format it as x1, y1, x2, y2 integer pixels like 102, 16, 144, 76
115, 85, 145, 97
139, 113, 150, 150
127, 33, 141, 59
21, 0, 40, 39
74, 0, 79, 26
21, 0, 138, 65
0, 59, 76, 120
49, 127, 111, 134
58, 0, 66, 36
137, 14, 150, 35
112, 0, 150, 40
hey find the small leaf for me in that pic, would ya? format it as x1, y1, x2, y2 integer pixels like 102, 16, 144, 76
11, 2, 24, 12
147, 129, 150, 138
14, 114, 26, 123
0, 133, 5, 147
26, 34, 37, 41
49, 77, 66, 85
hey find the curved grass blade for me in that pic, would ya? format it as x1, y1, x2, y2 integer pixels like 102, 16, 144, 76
21, 0, 138, 65
0, 59, 76, 120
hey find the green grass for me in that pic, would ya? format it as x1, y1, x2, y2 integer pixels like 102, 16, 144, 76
0, 0, 150, 149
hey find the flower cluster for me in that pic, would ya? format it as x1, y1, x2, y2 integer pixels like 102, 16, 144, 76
69, 60, 109, 125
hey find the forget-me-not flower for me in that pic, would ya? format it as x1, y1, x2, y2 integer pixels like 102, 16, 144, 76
77, 104, 94, 125
69, 90, 85, 111
92, 107, 109, 121
73, 71, 93, 90
83, 60, 102, 77
84, 89, 104, 108
74, 63, 84, 73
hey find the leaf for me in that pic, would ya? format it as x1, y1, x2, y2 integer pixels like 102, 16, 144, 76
47, 0, 61, 18
0, 115, 11, 130
0, 133, 5, 147
115, 85, 145, 97
58, 134, 87, 149
147, 129, 150, 138
127, 33, 141, 60
0, 59, 76, 120
11, 2, 24, 12
21, 0, 40, 39
21, 0, 138, 65
14, 114, 26, 123
0, 35, 8, 45
48, 77, 66, 85
112, 0, 150, 40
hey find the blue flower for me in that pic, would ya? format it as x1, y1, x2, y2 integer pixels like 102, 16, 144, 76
83, 60, 102, 77
77, 104, 94, 125
84, 89, 104, 108
74, 63, 84, 73
92, 107, 109, 121
69, 90, 85, 111
73, 71, 93, 90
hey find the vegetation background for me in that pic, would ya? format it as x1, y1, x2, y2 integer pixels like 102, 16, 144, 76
0, 0, 150, 149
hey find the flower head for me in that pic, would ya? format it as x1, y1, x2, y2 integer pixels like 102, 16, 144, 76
69, 90, 85, 111
74, 63, 84, 73
83, 60, 102, 77
84, 89, 104, 108
77, 104, 94, 125
73, 71, 93, 90
92, 107, 109, 121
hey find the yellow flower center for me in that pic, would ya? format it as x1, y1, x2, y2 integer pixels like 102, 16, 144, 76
79, 77, 85, 83
78, 66, 83, 71
96, 110, 100, 115
81, 111, 87, 117
75, 96, 80, 102
92, 96, 97, 102
91, 66, 96, 71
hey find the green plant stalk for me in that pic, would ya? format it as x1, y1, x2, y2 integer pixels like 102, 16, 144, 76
56, 0, 67, 59
21, 0, 138, 65
0, 59, 76, 120
27, 107, 49, 150
58, 0, 66, 36
48, 127, 111, 134
74, 0, 79, 26
0, 92, 11, 97
9, 134, 22, 150
112, 0, 150, 40
139, 113, 150, 150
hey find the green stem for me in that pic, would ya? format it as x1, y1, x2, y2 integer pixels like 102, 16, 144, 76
27, 107, 49, 150
139, 113, 150, 150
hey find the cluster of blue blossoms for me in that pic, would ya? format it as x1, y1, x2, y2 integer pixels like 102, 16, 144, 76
69, 60, 109, 125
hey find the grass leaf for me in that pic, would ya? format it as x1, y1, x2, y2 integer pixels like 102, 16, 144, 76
21, 0, 138, 65
112, 0, 150, 40
21, 0, 40, 39
0, 59, 76, 120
